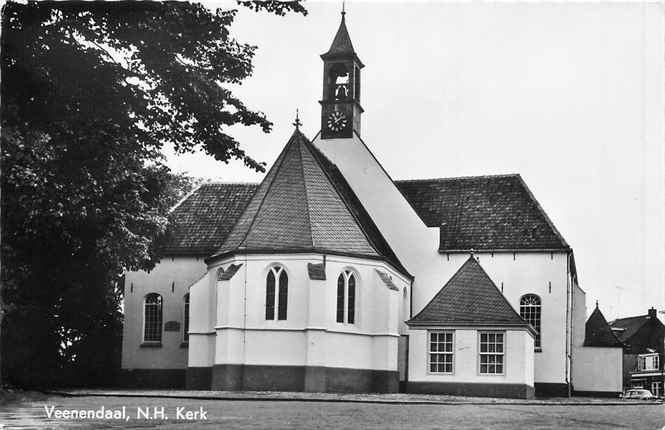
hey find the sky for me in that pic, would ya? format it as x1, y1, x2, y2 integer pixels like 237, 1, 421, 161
165, 1, 665, 320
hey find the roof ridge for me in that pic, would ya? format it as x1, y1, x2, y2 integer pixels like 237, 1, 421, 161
235, 132, 298, 250
303, 140, 382, 257
296, 140, 315, 249
304, 139, 410, 278
394, 173, 521, 183
515, 175, 570, 249
168, 181, 205, 214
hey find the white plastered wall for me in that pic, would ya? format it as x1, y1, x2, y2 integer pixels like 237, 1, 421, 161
197, 253, 408, 372
313, 134, 572, 386
408, 328, 534, 386
572, 347, 623, 393
121, 256, 206, 369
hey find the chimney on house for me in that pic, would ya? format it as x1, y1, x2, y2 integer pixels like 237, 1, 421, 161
648, 307, 657, 319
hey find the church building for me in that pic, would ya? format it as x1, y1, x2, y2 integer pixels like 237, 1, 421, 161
121, 12, 618, 399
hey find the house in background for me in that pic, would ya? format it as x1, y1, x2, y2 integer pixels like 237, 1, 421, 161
610, 308, 665, 396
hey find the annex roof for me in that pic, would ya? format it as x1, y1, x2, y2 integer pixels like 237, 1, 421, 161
407, 256, 533, 332
206, 128, 409, 277
584, 305, 624, 347
394, 175, 569, 252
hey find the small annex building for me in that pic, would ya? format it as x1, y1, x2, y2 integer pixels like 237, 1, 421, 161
406, 257, 536, 398
119, 11, 609, 399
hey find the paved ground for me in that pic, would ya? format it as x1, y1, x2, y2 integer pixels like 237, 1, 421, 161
0, 394, 663, 429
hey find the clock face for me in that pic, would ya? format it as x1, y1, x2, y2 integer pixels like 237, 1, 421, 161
327, 111, 348, 132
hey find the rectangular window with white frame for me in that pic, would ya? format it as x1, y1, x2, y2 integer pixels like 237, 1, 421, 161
479, 331, 504, 375
429, 331, 454, 374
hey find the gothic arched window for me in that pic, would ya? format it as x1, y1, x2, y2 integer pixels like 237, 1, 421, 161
266, 266, 288, 320
520, 294, 541, 348
143, 293, 163, 342
183, 293, 190, 342
336, 270, 356, 324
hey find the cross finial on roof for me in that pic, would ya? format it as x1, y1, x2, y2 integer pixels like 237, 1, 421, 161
293, 108, 302, 129
596, 299, 599, 308
342, 1, 346, 17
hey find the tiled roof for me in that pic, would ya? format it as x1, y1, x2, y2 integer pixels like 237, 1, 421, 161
160, 183, 258, 256
394, 175, 569, 251
584, 306, 623, 347
321, 14, 356, 59
208, 129, 409, 278
159, 169, 568, 260
609, 315, 651, 343
407, 256, 532, 331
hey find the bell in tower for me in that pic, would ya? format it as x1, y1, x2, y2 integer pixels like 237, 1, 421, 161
320, 9, 364, 139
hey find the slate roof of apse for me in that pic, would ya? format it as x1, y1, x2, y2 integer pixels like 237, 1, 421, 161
159, 183, 258, 256
394, 175, 569, 251
207, 129, 409, 277
407, 256, 533, 331
584, 306, 624, 347
609, 315, 652, 343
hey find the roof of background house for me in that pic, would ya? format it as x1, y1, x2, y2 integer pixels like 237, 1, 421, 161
584, 305, 624, 347
394, 175, 569, 252
205, 128, 409, 278
609, 314, 653, 343
407, 256, 533, 332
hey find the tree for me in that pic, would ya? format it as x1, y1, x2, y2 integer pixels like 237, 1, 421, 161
1, 0, 306, 387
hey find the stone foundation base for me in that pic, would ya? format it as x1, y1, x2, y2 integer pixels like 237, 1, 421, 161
534, 382, 569, 397
572, 390, 621, 398
199, 364, 399, 393
186, 367, 212, 390
118, 369, 185, 389
406, 381, 535, 399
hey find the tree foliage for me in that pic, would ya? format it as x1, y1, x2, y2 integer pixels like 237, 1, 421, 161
1, 0, 305, 387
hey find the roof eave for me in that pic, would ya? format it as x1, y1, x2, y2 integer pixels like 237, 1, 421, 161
320, 52, 364, 68
406, 321, 537, 336
438, 247, 572, 254
205, 248, 413, 280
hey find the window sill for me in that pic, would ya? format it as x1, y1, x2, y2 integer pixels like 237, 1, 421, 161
180, 342, 189, 349
140, 341, 162, 348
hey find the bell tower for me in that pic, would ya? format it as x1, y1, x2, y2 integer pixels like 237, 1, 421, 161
320, 10, 364, 139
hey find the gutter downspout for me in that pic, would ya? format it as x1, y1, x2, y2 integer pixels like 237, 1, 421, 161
565, 252, 572, 397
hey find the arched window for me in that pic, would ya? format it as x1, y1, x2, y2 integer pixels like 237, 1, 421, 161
336, 270, 356, 324
143, 293, 163, 342
329, 63, 349, 101
520, 294, 541, 348
266, 266, 288, 320
183, 293, 190, 342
